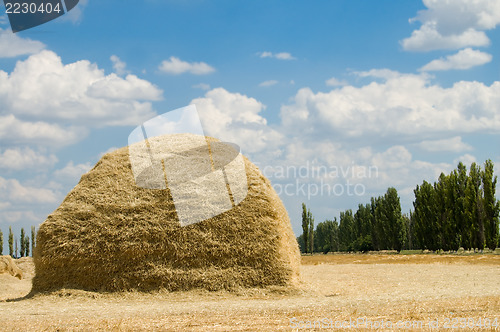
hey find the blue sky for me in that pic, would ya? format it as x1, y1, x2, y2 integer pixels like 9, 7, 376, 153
1, 0, 500, 253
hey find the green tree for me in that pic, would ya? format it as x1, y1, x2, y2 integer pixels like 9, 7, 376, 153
315, 220, 339, 253
482, 160, 499, 250
455, 162, 468, 249
20, 228, 25, 258
339, 210, 354, 251
308, 210, 314, 253
301, 203, 309, 254
413, 181, 438, 250
382, 188, 405, 251
465, 163, 484, 250
8, 227, 13, 257
31, 226, 36, 256
24, 236, 30, 257
354, 204, 373, 252
370, 197, 381, 250
403, 213, 412, 250
296, 234, 305, 253
0, 228, 3, 255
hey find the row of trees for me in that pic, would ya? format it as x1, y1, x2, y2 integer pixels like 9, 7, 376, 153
412, 160, 499, 251
0, 226, 36, 258
298, 160, 500, 253
298, 187, 408, 253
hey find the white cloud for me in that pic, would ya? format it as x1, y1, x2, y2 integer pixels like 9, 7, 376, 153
0, 177, 58, 204
110, 55, 129, 76
454, 154, 477, 167
192, 83, 211, 90
53, 161, 92, 184
98, 147, 118, 158
0, 147, 58, 170
186, 76, 500, 228
402, 25, 490, 52
420, 48, 492, 71
60, 0, 88, 24
325, 77, 348, 87
417, 136, 473, 152
402, 0, 500, 51
0, 50, 162, 126
159, 56, 215, 75
87, 74, 163, 101
258, 51, 296, 60
0, 28, 45, 58
354, 68, 407, 80
259, 80, 278, 87
0, 211, 38, 223
191, 88, 283, 154
281, 71, 500, 138
0, 114, 86, 147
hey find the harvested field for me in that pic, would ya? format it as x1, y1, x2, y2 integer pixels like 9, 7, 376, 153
1, 254, 499, 331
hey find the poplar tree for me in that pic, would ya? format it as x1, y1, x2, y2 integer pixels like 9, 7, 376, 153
0, 228, 3, 255
482, 160, 500, 250
24, 237, 30, 257
31, 226, 36, 256
8, 227, 13, 257
301, 203, 309, 253
20, 228, 25, 258
308, 210, 314, 254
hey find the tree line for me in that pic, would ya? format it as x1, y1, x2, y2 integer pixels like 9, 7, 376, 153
298, 160, 500, 253
0, 226, 37, 258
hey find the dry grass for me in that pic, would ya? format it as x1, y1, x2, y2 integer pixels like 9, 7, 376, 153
301, 253, 500, 265
1, 255, 499, 331
33, 134, 300, 293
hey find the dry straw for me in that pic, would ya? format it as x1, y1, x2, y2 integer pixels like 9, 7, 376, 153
32, 134, 300, 292
0, 255, 23, 280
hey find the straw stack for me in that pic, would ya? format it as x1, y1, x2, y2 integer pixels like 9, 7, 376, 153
32, 134, 300, 292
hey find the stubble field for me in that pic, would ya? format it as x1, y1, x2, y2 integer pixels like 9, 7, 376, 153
1, 254, 499, 331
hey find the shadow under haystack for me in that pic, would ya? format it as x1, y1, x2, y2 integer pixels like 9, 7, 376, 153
32, 134, 300, 292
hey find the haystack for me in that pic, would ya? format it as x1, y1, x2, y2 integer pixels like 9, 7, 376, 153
33, 134, 300, 292
0, 255, 23, 280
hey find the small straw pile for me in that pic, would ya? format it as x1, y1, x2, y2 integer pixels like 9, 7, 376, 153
32, 134, 300, 292
0, 255, 23, 280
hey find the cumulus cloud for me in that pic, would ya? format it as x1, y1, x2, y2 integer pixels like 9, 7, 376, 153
0, 50, 162, 126
191, 88, 283, 154
281, 70, 500, 138
87, 74, 163, 101
0, 115, 86, 146
401, 0, 500, 51
417, 136, 473, 152
110, 55, 129, 76
0, 176, 58, 204
0, 28, 45, 58
192, 83, 211, 90
159, 56, 215, 75
420, 48, 492, 71
325, 77, 348, 87
0, 211, 39, 223
259, 80, 278, 87
258, 51, 296, 60
0, 147, 58, 170
53, 161, 92, 184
